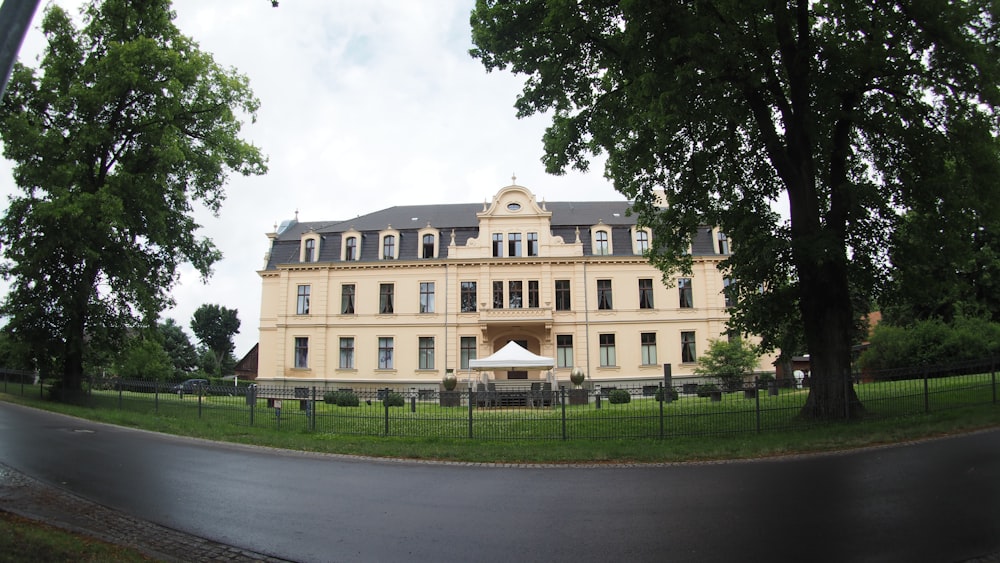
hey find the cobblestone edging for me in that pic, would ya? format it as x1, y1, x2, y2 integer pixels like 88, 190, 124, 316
0, 462, 289, 563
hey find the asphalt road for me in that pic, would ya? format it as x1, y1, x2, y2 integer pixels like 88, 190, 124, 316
1, 401, 998, 562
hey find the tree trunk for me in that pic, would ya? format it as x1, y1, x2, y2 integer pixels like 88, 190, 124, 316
60, 270, 95, 397
796, 241, 864, 419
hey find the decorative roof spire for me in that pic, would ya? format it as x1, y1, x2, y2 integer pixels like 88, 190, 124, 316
511, 173, 517, 185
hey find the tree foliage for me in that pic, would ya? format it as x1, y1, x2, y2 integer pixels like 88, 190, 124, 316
158, 318, 197, 380
114, 336, 172, 380
882, 125, 1000, 325
190, 303, 240, 373
470, 1, 1000, 418
0, 0, 266, 392
859, 317, 1000, 371
695, 338, 761, 392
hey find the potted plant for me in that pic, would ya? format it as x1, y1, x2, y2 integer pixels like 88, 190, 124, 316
568, 367, 588, 405
440, 370, 460, 407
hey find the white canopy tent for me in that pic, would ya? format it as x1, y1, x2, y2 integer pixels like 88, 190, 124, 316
469, 341, 556, 371
467, 341, 556, 387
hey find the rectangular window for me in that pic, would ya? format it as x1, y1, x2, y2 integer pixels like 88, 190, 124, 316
527, 232, 538, 256
341, 284, 355, 315
460, 336, 477, 369
339, 337, 354, 369
460, 281, 477, 312
556, 334, 573, 368
723, 277, 734, 308
718, 232, 730, 255
509, 280, 523, 308
418, 337, 435, 370
555, 280, 571, 311
679, 278, 693, 308
422, 234, 435, 258
294, 337, 308, 369
492, 233, 503, 257
597, 279, 613, 310
304, 239, 315, 262
382, 235, 395, 260
508, 233, 522, 257
638, 278, 654, 309
419, 282, 435, 313
345, 236, 357, 261
378, 337, 394, 369
681, 331, 696, 363
379, 283, 394, 314
599, 333, 616, 367
641, 332, 657, 365
527, 280, 539, 308
492, 281, 503, 309
296, 284, 310, 315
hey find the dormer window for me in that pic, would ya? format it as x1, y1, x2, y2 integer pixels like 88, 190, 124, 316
300, 235, 320, 262
417, 226, 439, 259
593, 229, 610, 256
634, 228, 650, 255
717, 231, 730, 255
340, 228, 361, 261
382, 235, 395, 259
345, 236, 358, 260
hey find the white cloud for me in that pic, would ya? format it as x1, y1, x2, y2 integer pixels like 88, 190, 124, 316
0, 0, 622, 357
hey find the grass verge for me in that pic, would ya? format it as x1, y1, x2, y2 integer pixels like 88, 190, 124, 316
0, 510, 154, 562
3, 391, 999, 463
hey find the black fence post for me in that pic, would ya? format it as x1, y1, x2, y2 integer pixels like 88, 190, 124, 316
754, 376, 761, 434
118, 381, 123, 409
992, 357, 997, 405
383, 387, 390, 436
198, 383, 203, 419
248, 385, 256, 427
560, 386, 567, 440
311, 386, 317, 431
658, 383, 664, 440
467, 387, 474, 439
923, 368, 930, 414
154, 380, 159, 413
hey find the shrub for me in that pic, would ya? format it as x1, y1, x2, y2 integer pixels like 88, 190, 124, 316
323, 391, 338, 404
696, 383, 720, 397
608, 389, 631, 404
655, 387, 679, 402
335, 391, 360, 407
383, 392, 405, 407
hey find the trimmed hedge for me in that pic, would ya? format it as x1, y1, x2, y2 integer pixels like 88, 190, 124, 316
608, 389, 631, 404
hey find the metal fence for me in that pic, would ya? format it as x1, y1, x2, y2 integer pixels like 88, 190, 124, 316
2, 357, 997, 441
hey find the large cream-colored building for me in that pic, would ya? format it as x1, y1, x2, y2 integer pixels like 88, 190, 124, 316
257, 183, 754, 391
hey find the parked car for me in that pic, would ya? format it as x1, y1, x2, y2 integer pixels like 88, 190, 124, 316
170, 378, 209, 395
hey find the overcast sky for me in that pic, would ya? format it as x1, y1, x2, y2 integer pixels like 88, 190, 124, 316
1, 1, 622, 357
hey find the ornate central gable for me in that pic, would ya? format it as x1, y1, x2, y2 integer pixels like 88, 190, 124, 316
449, 183, 582, 259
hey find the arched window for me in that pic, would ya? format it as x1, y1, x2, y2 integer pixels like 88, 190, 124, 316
382, 235, 395, 260
636, 230, 649, 254
594, 230, 609, 255
422, 234, 435, 258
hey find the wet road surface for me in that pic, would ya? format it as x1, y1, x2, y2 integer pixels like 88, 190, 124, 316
1, 401, 998, 562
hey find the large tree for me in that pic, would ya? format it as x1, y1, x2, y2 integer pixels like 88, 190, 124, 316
470, 1, 1000, 418
189, 303, 240, 375
0, 1, 266, 393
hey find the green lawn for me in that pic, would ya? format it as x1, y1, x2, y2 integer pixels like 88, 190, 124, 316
3, 371, 998, 464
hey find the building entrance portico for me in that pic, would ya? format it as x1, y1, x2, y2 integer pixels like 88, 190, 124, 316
480, 329, 549, 381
